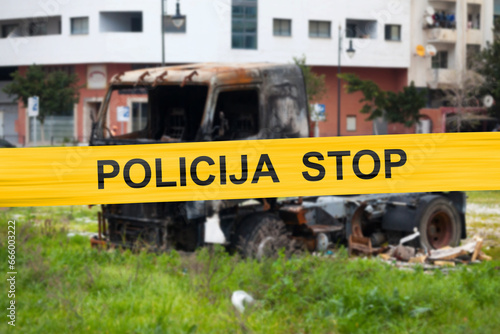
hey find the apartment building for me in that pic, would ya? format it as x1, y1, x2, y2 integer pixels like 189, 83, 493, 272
0, 0, 421, 145
404, 0, 495, 133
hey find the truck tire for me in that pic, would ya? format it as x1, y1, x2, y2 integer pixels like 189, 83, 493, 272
235, 213, 290, 258
418, 196, 461, 250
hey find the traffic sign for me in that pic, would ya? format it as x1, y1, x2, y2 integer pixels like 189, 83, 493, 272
27, 96, 39, 117
117, 106, 130, 122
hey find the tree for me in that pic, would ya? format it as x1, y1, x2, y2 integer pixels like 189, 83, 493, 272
2, 64, 81, 142
338, 73, 427, 127
293, 56, 327, 110
441, 70, 485, 132
474, 17, 500, 120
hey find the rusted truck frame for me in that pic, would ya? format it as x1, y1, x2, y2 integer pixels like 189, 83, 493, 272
89, 63, 466, 254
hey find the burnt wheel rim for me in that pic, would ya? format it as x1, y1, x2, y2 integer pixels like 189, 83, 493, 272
426, 211, 453, 249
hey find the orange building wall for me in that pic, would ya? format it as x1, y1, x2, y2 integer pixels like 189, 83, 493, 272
75, 63, 133, 142
311, 66, 408, 137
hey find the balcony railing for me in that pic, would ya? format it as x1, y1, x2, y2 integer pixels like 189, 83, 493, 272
466, 29, 482, 45
427, 68, 457, 88
426, 28, 457, 43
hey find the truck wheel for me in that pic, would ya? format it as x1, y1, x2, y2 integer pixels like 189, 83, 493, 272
235, 214, 291, 258
418, 197, 461, 250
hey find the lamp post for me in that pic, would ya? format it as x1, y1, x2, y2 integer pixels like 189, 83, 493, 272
337, 25, 356, 136
161, 0, 185, 67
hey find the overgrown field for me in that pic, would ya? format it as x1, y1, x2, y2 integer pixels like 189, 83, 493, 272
1, 192, 500, 334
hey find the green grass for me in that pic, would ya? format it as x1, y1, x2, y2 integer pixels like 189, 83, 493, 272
1, 198, 500, 333
466, 191, 500, 259
466, 191, 500, 205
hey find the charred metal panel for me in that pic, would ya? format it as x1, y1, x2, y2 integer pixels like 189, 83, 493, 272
261, 66, 309, 139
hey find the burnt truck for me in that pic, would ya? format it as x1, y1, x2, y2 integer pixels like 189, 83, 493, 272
89, 63, 466, 255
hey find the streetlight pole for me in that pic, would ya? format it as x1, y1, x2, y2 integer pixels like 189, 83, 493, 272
161, 0, 165, 67
337, 25, 342, 137
337, 25, 356, 137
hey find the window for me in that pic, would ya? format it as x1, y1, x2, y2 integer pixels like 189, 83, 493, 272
0, 16, 60, 38
431, 51, 448, 69
232, 0, 257, 49
346, 19, 377, 39
273, 19, 291, 36
131, 16, 142, 32
132, 102, 148, 132
99, 12, 143, 32
213, 89, 259, 140
71, 17, 89, 35
347, 116, 356, 132
385, 24, 401, 41
29, 21, 47, 36
309, 20, 331, 38
1, 24, 18, 38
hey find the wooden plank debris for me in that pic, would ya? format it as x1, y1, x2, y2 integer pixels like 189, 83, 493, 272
428, 241, 478, 261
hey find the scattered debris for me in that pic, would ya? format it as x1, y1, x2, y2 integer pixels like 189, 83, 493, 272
393, 245, 416, 261
399, 228, 420, 245
231, 290, 254, 313
409, 255, 427, 264
376, 236, 491, 271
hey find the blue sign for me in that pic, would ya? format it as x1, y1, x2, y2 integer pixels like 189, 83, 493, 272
311, 103, 326, 122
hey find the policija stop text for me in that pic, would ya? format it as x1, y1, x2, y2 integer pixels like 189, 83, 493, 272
96, 149, 407, 189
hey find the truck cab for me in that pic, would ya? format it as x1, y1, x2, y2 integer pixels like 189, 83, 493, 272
91, 63, 311, 251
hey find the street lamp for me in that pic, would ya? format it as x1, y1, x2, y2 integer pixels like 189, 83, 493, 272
172, 1, 186, 28
161, 0, 185, 67
337, 25, 356, 136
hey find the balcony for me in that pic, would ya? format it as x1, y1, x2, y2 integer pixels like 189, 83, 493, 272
426, 28, 457, 43
466, 29, 482, 44
427, 68, 457, 88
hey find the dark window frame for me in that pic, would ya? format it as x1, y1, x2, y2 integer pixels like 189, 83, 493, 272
309, 20, 331, 38
1, 24, 19, 38
213, 87, 260, 140
232, 0, 258, 49
346, 19, 377, 39
431, 51, 448, 69
29, 20, 48, 36
71, 17, 89, 35
273, 18, 291, 36
385, 24, 401, 41
131, 101, 148, 133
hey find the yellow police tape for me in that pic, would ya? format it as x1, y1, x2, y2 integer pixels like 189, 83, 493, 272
1, 132, 499, 207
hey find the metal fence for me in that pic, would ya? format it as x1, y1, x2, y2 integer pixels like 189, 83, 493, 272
29, 115, 74, 145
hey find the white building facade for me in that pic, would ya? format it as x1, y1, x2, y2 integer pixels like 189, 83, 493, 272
1, 0, 411, 67
0, 0, 493, 144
